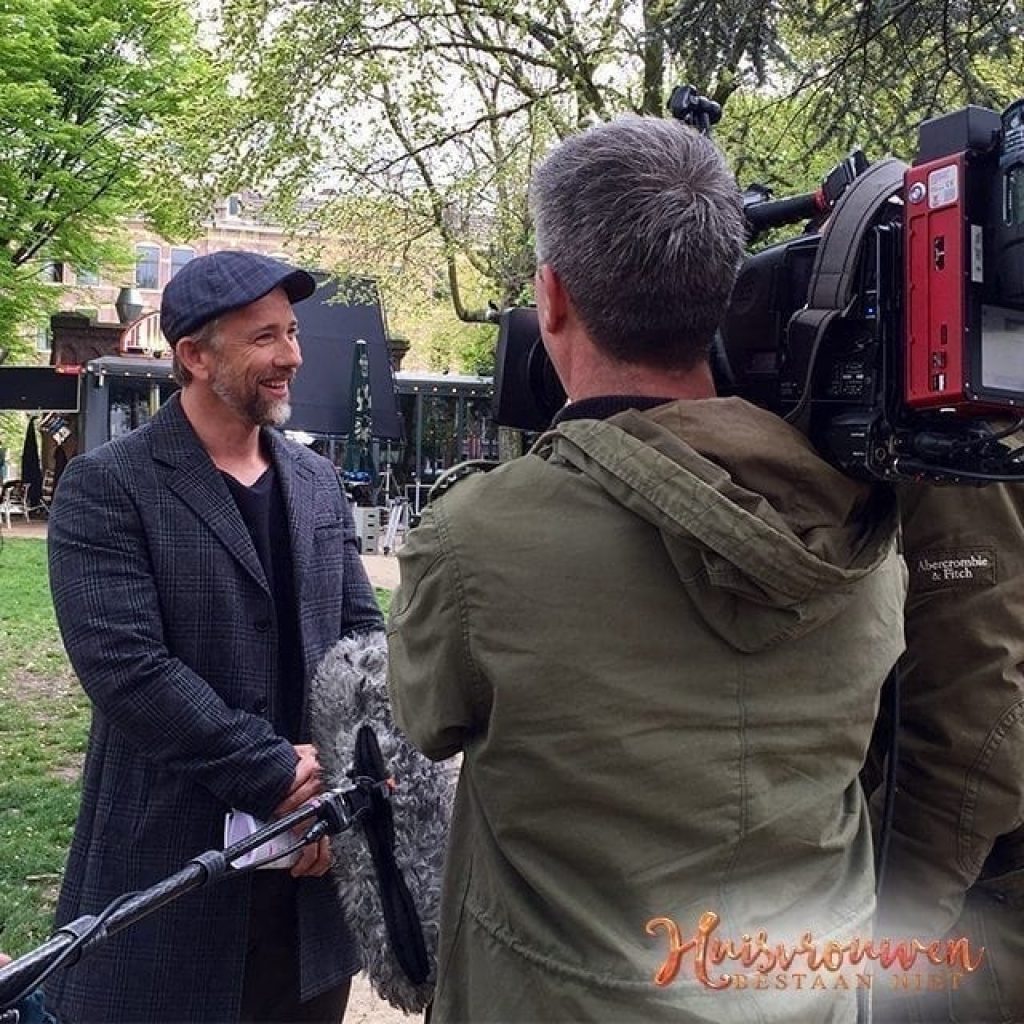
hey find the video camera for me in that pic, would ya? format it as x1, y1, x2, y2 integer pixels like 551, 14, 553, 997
492, 90, 1024, 483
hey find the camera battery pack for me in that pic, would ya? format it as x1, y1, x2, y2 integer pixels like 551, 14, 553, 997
904, 151, 978, 410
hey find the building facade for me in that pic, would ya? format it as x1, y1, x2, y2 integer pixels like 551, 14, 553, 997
38, 192, 311, 354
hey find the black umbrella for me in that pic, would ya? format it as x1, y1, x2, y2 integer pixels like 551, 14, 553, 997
345, 339, 376, 477
20, 417, 42, 509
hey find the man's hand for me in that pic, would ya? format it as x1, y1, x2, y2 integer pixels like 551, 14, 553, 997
273, 744, 324, 817
272, 744, 333, 878
288, 835, 333, 878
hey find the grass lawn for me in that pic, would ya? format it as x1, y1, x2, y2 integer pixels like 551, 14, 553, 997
0, 535, 392, 957
0, 537, 86, 956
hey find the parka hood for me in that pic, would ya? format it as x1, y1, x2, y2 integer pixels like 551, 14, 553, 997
541, 397, 899, 653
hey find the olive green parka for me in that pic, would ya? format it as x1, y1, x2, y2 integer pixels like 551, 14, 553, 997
388, 398, 906, 1023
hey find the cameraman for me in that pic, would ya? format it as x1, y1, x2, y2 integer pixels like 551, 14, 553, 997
870, 482, 1024, 1024
387, 114, 906, 1023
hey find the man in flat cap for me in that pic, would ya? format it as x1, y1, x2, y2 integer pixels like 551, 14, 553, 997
46, 252, 383, 1023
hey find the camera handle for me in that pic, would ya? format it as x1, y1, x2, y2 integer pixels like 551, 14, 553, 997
667, 84, 722, 134
0, 780, 382, 1014
743, 150, 871, 243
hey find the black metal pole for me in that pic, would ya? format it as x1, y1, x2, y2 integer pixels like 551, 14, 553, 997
0, 786, 367, 1012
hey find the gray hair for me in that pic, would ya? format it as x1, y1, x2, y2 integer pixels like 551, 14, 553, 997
171, 317, 220, 386
529, 115, 746, 369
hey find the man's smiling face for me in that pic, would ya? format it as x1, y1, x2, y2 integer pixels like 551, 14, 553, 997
204, 286, 303, 428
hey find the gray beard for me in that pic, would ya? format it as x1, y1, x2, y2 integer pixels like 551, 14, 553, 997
211, 378, 291, 428
262, 399, 291, 428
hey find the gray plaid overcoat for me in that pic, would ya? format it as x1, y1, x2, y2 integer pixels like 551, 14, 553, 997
45, 394, 383, 1023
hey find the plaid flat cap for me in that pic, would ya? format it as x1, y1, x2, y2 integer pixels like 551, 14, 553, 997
160, 250, 317, 344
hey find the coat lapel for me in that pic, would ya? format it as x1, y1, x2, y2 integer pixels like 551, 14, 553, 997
149, 395, 269, 593
266, 429, 315, 598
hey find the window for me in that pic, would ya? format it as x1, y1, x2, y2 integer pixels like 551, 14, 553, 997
226, 195, 241, 218
420, 396, 459, 480
35, 326, 51, 352
169, 247, 195, 280
40, 261, 64, 284
135, 244, 161, 290
109, 381, 154, 439
463, 397, 498, 461
76, 266, 100, 287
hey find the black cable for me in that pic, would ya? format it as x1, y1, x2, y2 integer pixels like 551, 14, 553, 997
946, 418, 1024, 454
895, 458, 1024, 482
782, 323, 829, 433
980, 418, 1024, 444
874, 664, 901, 896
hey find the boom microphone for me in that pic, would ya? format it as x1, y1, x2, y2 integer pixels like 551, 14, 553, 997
311, 631, 456, 1013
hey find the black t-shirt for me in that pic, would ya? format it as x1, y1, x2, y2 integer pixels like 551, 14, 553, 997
553, 395, 674, 423
223, 465, 303, 741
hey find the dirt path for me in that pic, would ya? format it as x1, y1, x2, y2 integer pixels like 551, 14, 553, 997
348, 973, 416, 1023
1, 521, 404, 591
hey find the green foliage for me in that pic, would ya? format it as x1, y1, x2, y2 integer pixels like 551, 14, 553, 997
379, 255, 499, 374
705, 4, 1024, 247
0, 0, 229, 347
215, 0, 680, 330
418, 318, 496, 376
207, 0, 1024, 380
717, 91, 849, 203
0, 412, 29, 482
0, 539, 87, 953
775, 2, 1024, 160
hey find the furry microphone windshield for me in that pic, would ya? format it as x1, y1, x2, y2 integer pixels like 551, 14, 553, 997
310, 630, 456, 1013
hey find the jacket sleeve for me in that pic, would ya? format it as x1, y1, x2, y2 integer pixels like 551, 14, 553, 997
871, 483, 1024, 936
386, 499, 485, 761
48, 454, 296, 820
